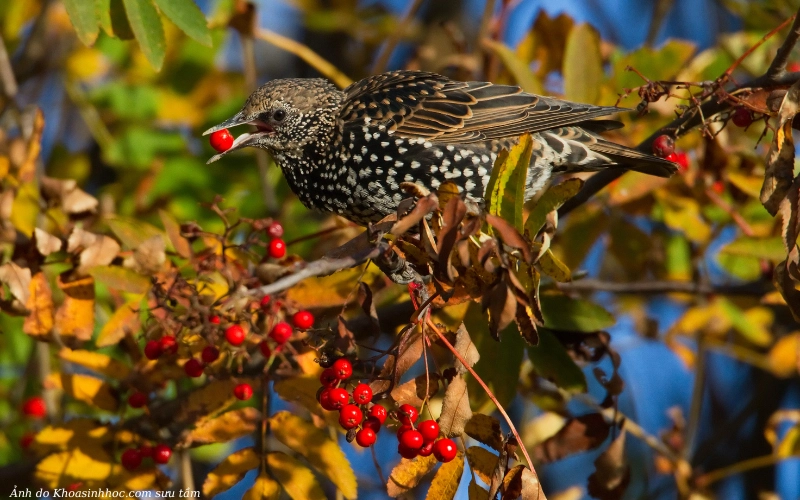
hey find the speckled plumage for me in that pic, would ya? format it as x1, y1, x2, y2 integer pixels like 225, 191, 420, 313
205, 70, 676, 225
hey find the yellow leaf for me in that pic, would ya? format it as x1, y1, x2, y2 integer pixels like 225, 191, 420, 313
185, 408, 262, 446
484, 134, 532, 231
539, 249, 571, 282
386, 455, 437, 497
267, 451, 327, 500
59, 349, 131, 379
425, 451, 464, 500
65, 46, 109, 81
270, 411, 357, 499
286, 266, 379, 308
466, 446, 498, 486
96, 297, 142, 347
23, 272, 55, 340
157, 89, 205, 127
178, 378, 258, 426
563, 23, 602, 104
54, 272, 95, 344
244, 472, 281, 500
202, 447, 260, 497
11, 180, 39, 236
768, 332, 800, 378
777, 426, 800, 458
46, 373, 118, 412
33, 419, 106, 453
274, 377, 326, 417
659, 194, 712, 243
105, 215, 166, 250
89, 266, 151, 293
35, 447, 115, 488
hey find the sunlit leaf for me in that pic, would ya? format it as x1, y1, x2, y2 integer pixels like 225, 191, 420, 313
425, 450, 464, 500
269, 411, 357, 499
23, 272, 55, 340
287, 266, 380, 308
35, 447, 115, 488
483, 39, 542, 94
64, 0, 100, 45
89, 266, 151, 293
121, 0, 166, 69
243, 472, 281, 500
0, 261, 32, 304
186, 408, 261, 446
105, 215, 166, 249
177, 379, 255, 425
720, 236, 786, 262
202, 447, 260, 497
274, 376, 326, 416
563, 23, 602, 104
485, 134, 532, 231
768, 332, 800, 378
540, 294, 615, 332
59, 349, 131, 379
152, 0, 211, 46
159, 209, 191, 258
46, 373, 118, 412
466, 446, 498, 486
54, 273, 96, 344
96, 297, 142, 347
439, 376, 472, 438
267, 451, 327, 500
386, 455, 437, 497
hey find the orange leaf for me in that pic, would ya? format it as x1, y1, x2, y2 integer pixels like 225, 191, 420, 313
243, 472, 281, 500
46, 373, 118, 412
202, 447, 260, 497
386, 454, 437, 497
24, 272, 55, 340
96, 297, 142, 347
54, 272, 95, 345
185, 407, 261, 446
59, 349, 131, 379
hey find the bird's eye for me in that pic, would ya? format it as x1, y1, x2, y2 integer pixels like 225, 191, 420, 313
273, 109, 286, 122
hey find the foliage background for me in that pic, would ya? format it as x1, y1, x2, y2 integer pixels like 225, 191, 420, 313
1, 0, 800, 499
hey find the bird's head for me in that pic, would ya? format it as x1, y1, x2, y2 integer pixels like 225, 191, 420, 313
204, 78, 343, 163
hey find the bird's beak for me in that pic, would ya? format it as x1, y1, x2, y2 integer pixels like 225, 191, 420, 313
203, 112, 275, 164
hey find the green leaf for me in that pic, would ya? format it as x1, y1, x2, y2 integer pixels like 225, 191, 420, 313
484, 134, 532, 231
525, 178, 583, 238
105, 215, 166, 249
97, 0, 136, 39
563, 23, 603, 104
539, 294, 615, 332
539, 249, 571, 282
720, 236, 786, 262
122, 0, 166, 69
483, 39, 542, 94
152, 0, 212, 46
64, 0, 100, 45
528, 328, 587, 393
464, 302, 525, 410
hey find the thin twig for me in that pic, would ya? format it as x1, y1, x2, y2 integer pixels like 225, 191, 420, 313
0, 31, 18, 98
767, 11, 800, 79
256, 29, 353, 88
372, 0, 425, 74
683, 338, 706, 462
555, 278, 772, 296
705, 188, 755, 236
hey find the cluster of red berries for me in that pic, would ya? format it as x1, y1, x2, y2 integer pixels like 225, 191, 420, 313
316, 358, 457, 462
652, 135, 689, 173
266, 221, 286, 259
120, 443, 172, 471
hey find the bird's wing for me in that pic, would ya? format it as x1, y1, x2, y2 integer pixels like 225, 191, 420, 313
341, 70, 623, 144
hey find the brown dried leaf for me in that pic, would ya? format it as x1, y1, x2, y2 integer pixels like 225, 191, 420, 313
159, 209, 191, 258
371, 328, 422, 395
0, 261, 32, 303
486, 214, 532, 263
502, 465, 544, 500
186, 407, 261, 446
391, 374, 441, 407
40, 176, 98, 214
532, 413, 611, 463
54, 273, 95, 345
482, 279, 518, 340
465, 414, 504, 451
124, 235, 166, 275
469, 479, 491, 500
391, 194, 439, 236
358, 282, 380, 336
587, 431, 630, 500
386, 454, 438, 497
454, 323, 480, 373
23, 272, 55, 340
761, 79, 800, 216
439, 375, 472, 437
67, 228, 121, 275
34, 228, 63, 256
466, 446, 499, 486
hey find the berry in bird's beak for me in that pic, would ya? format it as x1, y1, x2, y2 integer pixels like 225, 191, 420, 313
209, 129, 234, 152
203, 112, 276, 164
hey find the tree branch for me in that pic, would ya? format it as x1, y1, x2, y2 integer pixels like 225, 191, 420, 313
556, 278, 772, 296
766, 11, 800, 79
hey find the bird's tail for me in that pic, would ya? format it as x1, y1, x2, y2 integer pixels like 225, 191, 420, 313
589, 139, 678, 178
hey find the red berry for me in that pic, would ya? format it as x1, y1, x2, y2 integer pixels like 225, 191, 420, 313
712, 180, 724, 194
418, 441, 434, 457
789, 62, 800, 72
331, 358, 353, 380
22, 396, 46, 418
209, 129, 234, 153
234, 383, 253, 401
673, 151, 689, 172
731, 107, 754, 128
268, 221, 284, 238
352, 383, 373, 405
396, 424, 412, 438
433, 438, 458, 462
208, 315, 221, 325
397, 404, 418, 425
225, 325, 246, 346
159, 335, 178, 355
338, 404, 363, 429
19, 432, 34, 449
327, 388, 349, 410
319, 389, 337, 411
356, 427, 377, 447
369, 404, 388, 424
652, 135, 674, 157
152, 444, 172, 464
363, 416, 382, 433
259, 341, 272, 359
138, 444, 153, 458
268, 239, 286, 259
66, 483, 82, 491
292, 310, 314, 330
260, 295, 271, 309
400, 430, 424, 450
121, 448, 142, 471
418, 420, 439, 443
319, 368, 338, 387
184, 358, 204, 378
144, 340, 162, 360
398, 443, 419, 459
269, 322, 292, 344
127, 391, 148, 408
201, 346, 220, 364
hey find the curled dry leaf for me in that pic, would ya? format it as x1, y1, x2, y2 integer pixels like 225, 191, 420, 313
502, 465, 544, 500
466, 446, 499, 486
0, 261, 32, 304
67, 228, 121, 275
34, 228, 63, 256
532, 413, 611, 463
465, 414, 504, 451
587, 431, 630, 500
370, 327, 422, 395
761, 79, 800, 216
438, 375, 472, 438
453, 323, 480, 373
124, 235, 167, 275
390, 373, 441, 407
386, 454, 438, 497
40, 176, 98, 214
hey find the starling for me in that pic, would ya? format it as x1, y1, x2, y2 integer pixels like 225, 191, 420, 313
205, 70, 676, 225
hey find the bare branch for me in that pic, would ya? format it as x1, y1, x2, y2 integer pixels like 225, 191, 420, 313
767, 11, 800, 79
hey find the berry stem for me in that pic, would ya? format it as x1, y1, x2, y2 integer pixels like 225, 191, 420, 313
425, 318, 535, 472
